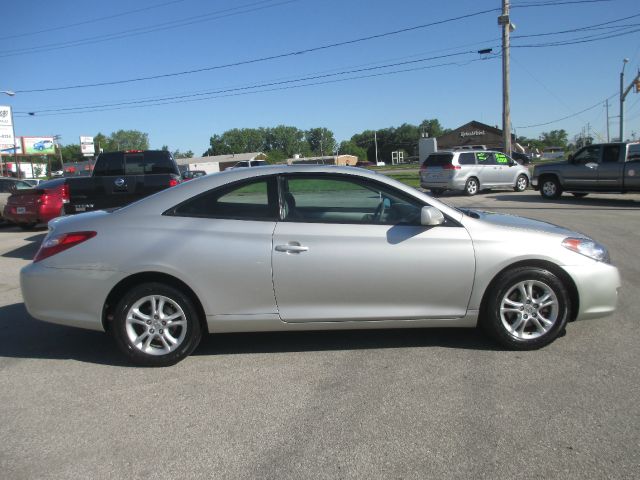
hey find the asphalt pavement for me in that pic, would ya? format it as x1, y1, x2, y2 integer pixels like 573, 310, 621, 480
1, 190, 639, 480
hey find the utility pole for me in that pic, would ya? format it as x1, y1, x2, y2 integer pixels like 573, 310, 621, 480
499, 0, 514, 155
374, 131, 379, 165
619, 58, 640, 142
606, 99, 610, 142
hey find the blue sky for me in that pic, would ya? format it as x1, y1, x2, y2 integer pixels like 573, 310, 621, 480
2, 0, 640, 154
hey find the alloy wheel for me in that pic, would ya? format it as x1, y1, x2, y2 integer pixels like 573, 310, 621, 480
499, 280, 559, 340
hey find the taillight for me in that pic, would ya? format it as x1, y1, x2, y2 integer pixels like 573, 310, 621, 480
169, 178, 179, 187
34, 231, 96, 263
61, 183, 69, 203
442, 163, 461, 170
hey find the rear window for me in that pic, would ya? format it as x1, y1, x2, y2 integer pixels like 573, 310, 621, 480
37, 179, 66, 189
93, 151, 177, 176
628, 144, 640, 161
423, 153, 453, 167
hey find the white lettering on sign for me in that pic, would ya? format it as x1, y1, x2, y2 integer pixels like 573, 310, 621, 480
460, 130, 486, 138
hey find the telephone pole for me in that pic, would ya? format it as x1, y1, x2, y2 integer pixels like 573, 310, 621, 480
605, 99, 610, 142
499, 0, 514, 155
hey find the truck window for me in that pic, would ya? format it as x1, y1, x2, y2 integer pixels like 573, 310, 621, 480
602, 145, 620, 163
573, 146, 601, 165
627, 144, 640, 162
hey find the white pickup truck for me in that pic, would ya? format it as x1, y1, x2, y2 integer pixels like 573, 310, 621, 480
532, 142, 640, 199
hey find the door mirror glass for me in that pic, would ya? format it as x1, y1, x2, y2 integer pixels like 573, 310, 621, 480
420, 206, 445, 226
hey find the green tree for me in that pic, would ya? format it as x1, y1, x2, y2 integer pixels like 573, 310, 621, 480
419, 118, 449, 138
173, 149, 194, 159
108, 130, 149, 151
305, 127, 336, 156
266, 125, 307, 158
338, 141, 367, 161
539, 129, 568, 147
59, 144, 83, 163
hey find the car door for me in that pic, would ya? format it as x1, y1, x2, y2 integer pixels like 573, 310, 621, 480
624, 144, 640, 190
597, 144, 624, 188
564, 145, 601, 189
475, 152, 500, 186
164, 176, 280, 315
493, 152, 518, 186
271, 174, 476, 323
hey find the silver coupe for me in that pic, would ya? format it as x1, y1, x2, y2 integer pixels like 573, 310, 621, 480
20, 166, 621, 366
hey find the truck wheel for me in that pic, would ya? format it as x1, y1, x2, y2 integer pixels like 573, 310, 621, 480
540, 177, 562, 199
514, 175, 529, 192
465, 178, 479, 196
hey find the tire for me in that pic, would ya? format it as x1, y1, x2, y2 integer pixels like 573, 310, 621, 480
571, 192, 588, 198
540, 177, 562, 199
514, 175, 529, 192
482, 267, 570, 350
464, 177, 479, 196
111, 282, 203, 366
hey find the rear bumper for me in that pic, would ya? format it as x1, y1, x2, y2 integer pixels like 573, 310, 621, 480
563, 262, 621, 320
20, 263, 127, 331
3, 204, 62, 225
420, 175, 466, 191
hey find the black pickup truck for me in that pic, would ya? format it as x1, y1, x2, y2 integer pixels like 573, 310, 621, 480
64, 150, 181, 214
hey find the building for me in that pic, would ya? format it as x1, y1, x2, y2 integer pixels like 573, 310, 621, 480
436, 120, 520, 152
175, 152, 267, 174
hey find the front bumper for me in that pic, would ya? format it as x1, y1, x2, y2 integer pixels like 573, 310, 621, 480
563, 262, 621, 320
20, 263, 127, 331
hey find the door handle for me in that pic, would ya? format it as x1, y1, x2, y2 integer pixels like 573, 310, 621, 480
275, 243, 309, 253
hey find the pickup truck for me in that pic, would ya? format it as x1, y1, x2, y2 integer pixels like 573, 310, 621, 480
65, 150, 181, 214
532, 142, 640, 199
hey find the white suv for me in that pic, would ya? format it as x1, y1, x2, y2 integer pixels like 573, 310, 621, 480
420, 150, 530, 196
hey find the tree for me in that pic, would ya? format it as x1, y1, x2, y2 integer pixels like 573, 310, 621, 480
109, 130, 149, 151
539, 129, 568, 148
419, 118, 449, 138
338, 141, 367, 161
305, 127, 336, 156
59, 144, 83, 163
266, 125, 307, 158
173, 149, 194, 159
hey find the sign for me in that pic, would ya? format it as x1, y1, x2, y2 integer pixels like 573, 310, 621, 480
22, 136, 56, 155
80, 135, 95, 156
0, 105, 16, 153
0, 141, 23, 154
460, 130, 486, 138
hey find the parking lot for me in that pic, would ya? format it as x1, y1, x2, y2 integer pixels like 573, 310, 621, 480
1, 190, 639, 479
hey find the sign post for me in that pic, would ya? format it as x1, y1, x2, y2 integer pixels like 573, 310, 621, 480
0, 105, 17, 176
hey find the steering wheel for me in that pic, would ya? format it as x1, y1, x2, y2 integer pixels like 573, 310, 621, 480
373, 198, 388, 223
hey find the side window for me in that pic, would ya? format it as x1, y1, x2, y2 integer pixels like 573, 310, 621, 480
628, 144, 640, 162
283, 175, 422, 225
171, 177, 278, 220
458, 153, 475, 165
494, 152, 510, 164
573, 146, 601, 164
475, 152, 497, 165
602, 145, 620, 163
15, 181, 32, 190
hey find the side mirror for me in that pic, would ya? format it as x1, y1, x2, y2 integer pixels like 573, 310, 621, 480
509, 160, 516, 166
420, 206, 445, 226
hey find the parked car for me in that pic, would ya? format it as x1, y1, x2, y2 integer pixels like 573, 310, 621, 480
532, 142, 640, 199
511, 151, 532, 165
64, 150, 181, 214
229, 160, 268, 169
420, 150, 530, 195
0, 177, 33, 223
21, 165, 620, 366
3, 178, 68, 229
181, 170, 207, 181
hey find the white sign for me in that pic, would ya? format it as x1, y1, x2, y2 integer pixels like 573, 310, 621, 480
80, 135, 95, 156
0, 105, 13, 127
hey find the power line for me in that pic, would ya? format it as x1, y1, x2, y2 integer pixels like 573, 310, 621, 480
0, 0, 295, 58
516, 92, 617, 128
16, 51, 482, 114
0, 0, 187, 41
14, 56, 498, 117
513, 25, 640, 48
14, 8, 501, 94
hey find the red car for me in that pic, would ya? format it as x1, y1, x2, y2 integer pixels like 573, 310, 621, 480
3, 178, 69, 230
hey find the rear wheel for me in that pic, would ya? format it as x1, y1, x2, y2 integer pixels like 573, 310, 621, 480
482, 267, 570, 350
514, 175, 529, 192
540, 177, 562, 199
465, 177, 479, 196
111, 282, 203, 366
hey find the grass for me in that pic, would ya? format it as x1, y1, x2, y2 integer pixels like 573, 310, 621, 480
385, 172, 421, 189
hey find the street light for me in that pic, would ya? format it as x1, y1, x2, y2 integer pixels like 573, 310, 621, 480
620, 58, 629, 142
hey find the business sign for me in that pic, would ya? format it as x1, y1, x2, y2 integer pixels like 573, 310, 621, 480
460, 130, 486, 138
0, 105, 16, 153
80, 135, 95, 156
22, 136, 56, 155
0, 141, 23, 154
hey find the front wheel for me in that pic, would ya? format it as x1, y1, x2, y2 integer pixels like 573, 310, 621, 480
111, 282, 203, 366
540, 177, 562, 199
514, 175, 529, 192
482, 267, 570, 350
465, 177, 479, 196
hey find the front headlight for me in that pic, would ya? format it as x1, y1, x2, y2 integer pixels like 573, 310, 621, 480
562, 237, 610, 263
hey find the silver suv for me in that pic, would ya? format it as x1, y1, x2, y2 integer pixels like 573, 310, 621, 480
420, 150, 530, 196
